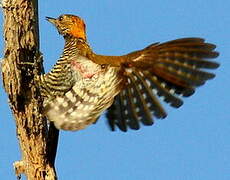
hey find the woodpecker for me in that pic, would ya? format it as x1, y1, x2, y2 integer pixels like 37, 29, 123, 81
36, 14, 219, 132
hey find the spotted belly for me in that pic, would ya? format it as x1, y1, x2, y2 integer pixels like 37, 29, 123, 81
44, 67, 123, 131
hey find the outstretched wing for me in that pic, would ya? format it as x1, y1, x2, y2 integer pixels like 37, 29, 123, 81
107, 38, 219, 132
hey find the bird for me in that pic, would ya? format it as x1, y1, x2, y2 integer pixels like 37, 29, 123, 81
35, 14, 219, 132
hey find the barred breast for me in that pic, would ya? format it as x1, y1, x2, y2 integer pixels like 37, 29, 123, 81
43, 55, 123, 131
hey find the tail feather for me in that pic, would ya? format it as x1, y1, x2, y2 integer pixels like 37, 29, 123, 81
107, 38, 219, 131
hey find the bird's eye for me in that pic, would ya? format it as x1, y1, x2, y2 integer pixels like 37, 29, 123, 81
59, 16, 64, 21
101, 64, 106, 69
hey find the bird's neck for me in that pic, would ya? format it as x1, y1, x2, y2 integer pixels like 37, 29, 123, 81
62, 35, 126, 66
63, 35, 91, 56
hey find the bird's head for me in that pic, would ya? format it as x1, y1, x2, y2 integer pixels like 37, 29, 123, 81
46, 14, 86, 40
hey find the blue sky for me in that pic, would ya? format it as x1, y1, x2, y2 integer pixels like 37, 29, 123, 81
1, 0, 229, 179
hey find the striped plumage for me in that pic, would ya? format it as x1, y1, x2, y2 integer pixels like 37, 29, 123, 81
37, 37, 123, 130
107, 38, 219, 131
37, 14, 219, 131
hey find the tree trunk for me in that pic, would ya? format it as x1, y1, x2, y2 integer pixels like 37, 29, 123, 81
1, 0, 59, 179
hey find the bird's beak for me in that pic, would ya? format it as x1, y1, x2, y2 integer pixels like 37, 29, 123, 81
46, 16, 57, 25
